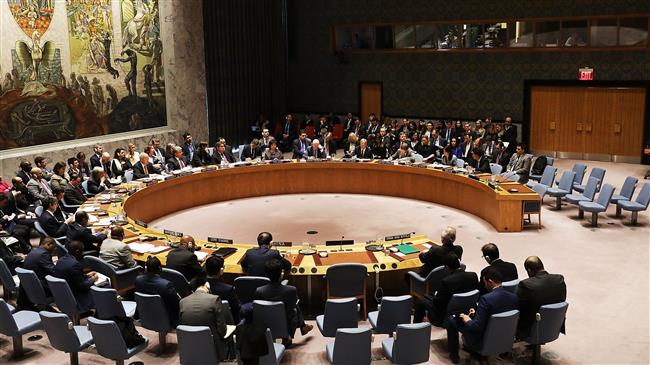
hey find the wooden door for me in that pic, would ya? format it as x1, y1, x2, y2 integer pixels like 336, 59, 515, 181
610, 88, 646, 158
554, 87, 586, 157
530, 86, 560, 153
583, 88, 613, 160
360, 82, 382, 122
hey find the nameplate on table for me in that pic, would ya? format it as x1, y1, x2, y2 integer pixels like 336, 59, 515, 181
271, 241, 293, 247
163, 229, 183, 237
134, 219, 148, 228
325, 239, 354, 246
208, 237, 233, 244
384, 233, 412, 241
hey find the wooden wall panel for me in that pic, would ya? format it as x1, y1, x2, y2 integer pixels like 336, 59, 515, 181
611, 88, 646, 157
555, 87, 586, 154
583, 88, 613, 156
530, 86, 559, 152
360, 83, 382, 122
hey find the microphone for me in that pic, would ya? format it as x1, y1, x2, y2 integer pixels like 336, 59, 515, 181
373, 264, 380, 273
339, 235, 345, 252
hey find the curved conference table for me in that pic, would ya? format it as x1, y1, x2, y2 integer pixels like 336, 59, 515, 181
86, 161, 538, 307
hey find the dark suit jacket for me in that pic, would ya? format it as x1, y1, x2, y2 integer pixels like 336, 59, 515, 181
17, 170, 31, 185
64, 183, 87, 206
89, 153, 102, 169
135, 273, 180, 326
54, 254, 95, 311
132, 161, 159, 180
292, 138, 310, 159
255, 282, 300, 335
432, 269, 479, 317
240, 145, 262, 160
516, 271, 567, 337
354, 146, 374, 159
23, 247, 56, 290
66, 222, 106, 251
209, 278, 241, 322
502, 125, 518, 150
479, 259, 518, 294
191, 150, 213, 167
213, 151, 236, 165
416, 144, 437, 158
0, 241, 23, 274
166, 248, 203, 281
38, 210, 68, 238
472, 156, 491, 173
419, 244, 464, 277
307, 147, 326, 158
180, 290, 233, 361
240, 246, 291, 278
460, 287, 518, 348
166, 156, 189, 171
86, 178, 107, 195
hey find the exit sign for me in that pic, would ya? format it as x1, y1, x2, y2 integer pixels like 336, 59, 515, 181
579, 67, 594, 81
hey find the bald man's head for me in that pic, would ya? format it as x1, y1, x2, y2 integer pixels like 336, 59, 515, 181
524, 256, 545, 277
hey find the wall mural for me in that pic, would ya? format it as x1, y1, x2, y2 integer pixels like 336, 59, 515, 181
0, 0, 166, 150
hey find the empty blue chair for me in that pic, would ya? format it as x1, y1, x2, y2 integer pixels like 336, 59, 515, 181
326, 327, 372, 365
135, 292, 172, 352
565, 176, 599, 207
84, 256, 142, 293
317, 297, 358, 337
455, 159, 465, 168
91, 286, 136, 319
611, 176, 639, 216
161, 268, 191, 298
489, 163, 502, 175
234, 276, 270, 304
578, 184, 616, 226
524, 302, 569, 365
408, 265, 447, 299
368, 295, 412, 335
177, 325, 219, 365
253, 300, 291, 340
463, 310, 519, 358
546, 156, 554, 166
527, 165, 556, 188
325, 263, 368, 319
0, 298, 42, 358
574, 167, 605, 193
618, 183, 650, 225
39, 311, 93, 365
556, 163, 586, 188
502, 279, 520, 294
87, 316, 149, 365
546, 171, 576, 209
532, 182, 548, 200
382, 322, 432, 365
0, 258, 19, 300
46, 275, 81, 325
447, 289, 480, 316
260, 328, 285, 365
15, 267, 54, 308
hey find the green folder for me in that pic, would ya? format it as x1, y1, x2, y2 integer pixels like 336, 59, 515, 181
397, 244, 418, 255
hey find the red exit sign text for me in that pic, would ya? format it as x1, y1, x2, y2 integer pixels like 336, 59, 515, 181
579, 68, 594, 81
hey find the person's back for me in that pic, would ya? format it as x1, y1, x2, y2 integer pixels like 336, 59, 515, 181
166, 235, 203, 281
135, 257, 180, 326
206, 255, 241, 322
99, 226, 136, 270
54, 241, 96, 312
241, 232, 291, 278
434, 268, 479, 317
24, 239, 57, 289
478, 243, 518, 294
255, 281, 298, 331
419, 226, 463, 276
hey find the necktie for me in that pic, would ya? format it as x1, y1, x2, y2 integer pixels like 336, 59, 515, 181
179, 158, 184, 168
41, 179, 52, 195
143, 164, 148, 175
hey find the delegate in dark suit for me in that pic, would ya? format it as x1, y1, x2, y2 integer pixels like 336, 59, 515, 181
418, 244, 464, 277
354, 145, 374, 159
135, 273, 180, 326
166, 247, 203, 281
63, 183, 87, 205
516, 271, 567, 338
179, 289, 233, 360
89, 153, 102, 169
213, 151, 236, 165
166, 156, 189, 171
308, 147, 326, 158
38, 210, 68, 238
479, 259, 518, 294
472, 155, 491, 173
292, 138, 310, 159
255, 282, 305, 337
240, 145, 262, 160
240, 246, 291, 278
209, 278, 241, 322
54, 254, 95, 312
23, 246, 56, 291
431, 270, 479, 319
66, 222, 106, 252
86, 178, 108, 195
132, 161, 160, 180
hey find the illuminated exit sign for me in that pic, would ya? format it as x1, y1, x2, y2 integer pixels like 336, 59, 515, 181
579, 67, 594, 81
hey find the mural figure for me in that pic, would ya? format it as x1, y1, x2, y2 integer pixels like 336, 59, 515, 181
102, 32, 120, 78
114, 49, 138, 97
15, 31, 56, 82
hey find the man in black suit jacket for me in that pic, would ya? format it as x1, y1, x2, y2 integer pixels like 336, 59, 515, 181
206, 255, 241, 322
55, 240, 98, 312
501, 117, 518, 153
292, 131, 310, 159
166, 146, 189, 171
63, 174, 87, 206
255, 259, 312, 340
38, 197, 73, 238
16, 161, 32, 185
135, 256, 181, 326
21, 237, 58, 309
479, 243, 518, 294
491, 142, 511, 172
89, 144, 103, 169
354, 139, 374, 159
240, 139, 262, 160
470, 147, 491, 173
307, 139, 326, 158
166, 235, 203, 281
240, 232, 291, 278
132, 153, 160, 180
66, 211, 106, 252
516, 256, 567, 338
213, 142, 236, 165
418, 226, 463, 277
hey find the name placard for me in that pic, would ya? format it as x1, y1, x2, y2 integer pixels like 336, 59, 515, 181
384, 233, 412, 241
163, 229, 183, 237
271, 241, 293, 247
134, 219, 148, 228
208, 237, 233, 244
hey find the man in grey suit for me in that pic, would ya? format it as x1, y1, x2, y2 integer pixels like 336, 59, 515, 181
503, 143, 532, 183
99, 226, 137, 270
179, 274, 234, 361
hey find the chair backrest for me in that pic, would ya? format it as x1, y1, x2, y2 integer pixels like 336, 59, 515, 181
479, 309, 519, 355
332, 327, 372, 365
91, 286, 126, 319
326, 263, 367, 297
135, 292, 172, 332
501, 279, 519, 294
425, 265, 449, 293
15, 267, 49, 305
321, 297, 358, 337
124, 170, 134, 183
0, 259, 18, 294
252, 300, 290, 340
617, 176, 638, 200
54, 238, 68, 256
177, 325, 219, 365
393, 323, 431, 364
161, 268, 190, 297
527, 302, 569, 345
595, 184, 615, 207
259, 328, 280, 365
34, 221, 49, 237
539, 166, 557, 187
413, 153, 424, 163
582, 176, 600, 201
0, 298, 19, 335
588, 167, 606, 191
234, 276, 270, 304
81, 180, 90, 195
546, 156, 554, 166
35, 205, 44, 217
447, 289, 480, 315
557, 171, 576, 191
533, 183, 547, 198
87, 317, 129, 360
455, 158, 465, 168
571, 163, 587, 185
84, 256, 116, 282
635, 183, 650, 207
39, 311, 84, 352
375, 295, 412, 334
489, 163, 503, 175
46, 275, 79, 319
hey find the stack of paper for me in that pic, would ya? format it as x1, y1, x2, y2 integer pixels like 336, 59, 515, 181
194, 251, 209, 261
95, 272, 111, 287
128, 242, 155, 254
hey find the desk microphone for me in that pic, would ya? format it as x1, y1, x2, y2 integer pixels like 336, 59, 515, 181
339, 235, 345, 252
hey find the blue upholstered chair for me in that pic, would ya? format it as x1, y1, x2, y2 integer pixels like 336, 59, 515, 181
611, 176, 639, 217
0, 298, 42, 358
455, 158, 465, 168
501, 279, 520, 294
316, 297, 358, 337
84, 256, 141, 293
408, 265, 447, 300
523, 302, 569, 365
565, 176, 599, 208
87, 316, 149, 365
39, 311, 94, 365
578, 184, 616, 226
15, 267, 54, 308
177, 325, 219, 365
90, 286, 136, 319
46, 275, 81, 325
546, 156, 554, 166
234, 276, 270, 304
161, 268, 191, 298
134, 292, 172, 352
556, 163, 586, 188
447, 289, 480, 316
325, 263, 368, 319
253, 300, 291, 341
463, 310, 519, 358
260, 328, 286, 365
527, 165, 556, 188
617, 183, 650, 225
326, 327, 372, 365
489, 163, 503, 175
0, 258, 19, 300
382, 322, 432, 365
368, 295, 412, 335
574, 167, 605, 193
546, 171, 576, 209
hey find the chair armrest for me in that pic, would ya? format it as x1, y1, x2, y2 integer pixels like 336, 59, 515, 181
114, 265, 143, 290
407, 271, 426, 283
115, 265, 143, 276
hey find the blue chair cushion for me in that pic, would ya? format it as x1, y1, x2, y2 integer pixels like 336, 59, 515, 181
326, 342, 335, 363
273, 342, 285, 363
382, 338, 394, 359
610, 194, 629, 204
565, 194, 589, 205
368, 311, 379, 329
578, 201, 605, 212
546, 188, 569, 197
122, 301, 137, 317
14, 310, 42, 334
316, 315, 325, 333
573, 184, 586, 193
74, 325, 94, 349
617, 200, 645, 212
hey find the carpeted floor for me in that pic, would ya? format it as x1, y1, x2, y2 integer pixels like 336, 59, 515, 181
1, 158, 648, 364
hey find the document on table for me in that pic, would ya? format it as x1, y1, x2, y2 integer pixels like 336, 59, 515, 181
95, 272, 110, 287
128, 243, 155, 254
194, 251, 209, 261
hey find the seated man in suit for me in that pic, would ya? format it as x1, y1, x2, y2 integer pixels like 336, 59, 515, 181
166, 146, 189, 171
213, 141, 236, 166
418, 226, 464, 277
63, 174, 87, 206
417, 135, 437, 161
414, 253, 479, 325
502, 143, 532, 183
179, 272, 234, 361
26, 167, 53, 205
445, 267, 518, 363
469, 147, 491, 173
354, 138, 374, 159
240, 139, 262, 160
478, 243, 518, 294
99, 226, 137, 270
38, 197, 74, 238
389, 142, 415, 162
166, 235, 203, 281
89, 144, 103, 169
240, 231, 291, 278
307, 139, 327, 159
255, 259, 313, 343
291, 131, 310, 159
87, 167, 112, 195
54, 240, 98, 312
66, 211, 106, 252
19, 237, 57, 309
206, 255, 241, 322
132, 153, 161, 180
491, 141, 511, 172
191, 142, 213, 167
259, 129, 275, 151
135, 256, 181, 326
516, 256, 567, 339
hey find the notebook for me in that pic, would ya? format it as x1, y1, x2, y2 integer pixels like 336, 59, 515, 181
397, 244, 418, 255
